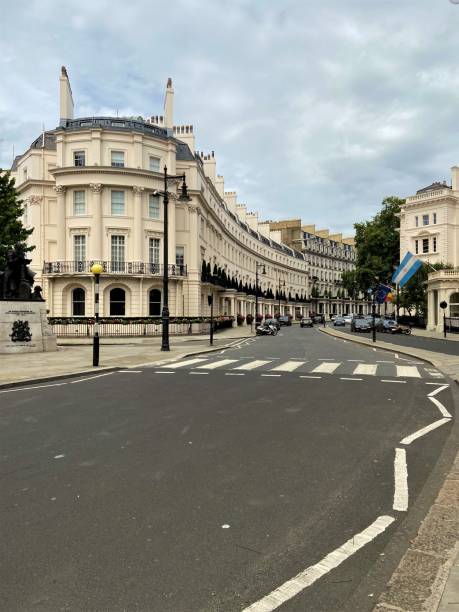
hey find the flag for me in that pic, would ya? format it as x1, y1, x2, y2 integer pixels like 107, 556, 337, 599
375, 284, 392, 304
392, 252, 423, 288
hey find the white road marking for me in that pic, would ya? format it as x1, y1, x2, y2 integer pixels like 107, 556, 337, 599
234, 360, 271, 371
225, 373, 245, 376
310, 362, 340, 374
271, 361, 305, 372
347, 359, 364, 362
394, 353, 399, 359
381, 380, 406, 384
54, 454, 65, 459
428, 385, 449, 397
396, 366, 421, 378
318, 358, 335, 361
377, 360, 394, 363
300, 375, 322, 379
189, 372, 209, 375
429, 372, 444, 378
196, 359, 238, 370
242, 515, 395, 612
393, 448, 408, 512
400, 418, 451, 445
118, 370, 142, 373
0, 382, 68, 394
70, 372, 115, 384
154, 371, 175, 374
353, 364, 377, 376
261, 374, 282, 377
162, 358, 208, 369
425, 382, 448, 386
340, 377, 363, 381
429, 396, 452, 418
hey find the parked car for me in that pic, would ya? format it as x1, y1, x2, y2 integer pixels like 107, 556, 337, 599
300, 317, 313, 328
378, 319, 411, 334
351, 318, 372, 332
330, 314, 337, 321
333, 317, 346, 327
312, 314, 324, 324
278, 315, 292, 326
343, 315, 353, 325
265, 318, 281, 330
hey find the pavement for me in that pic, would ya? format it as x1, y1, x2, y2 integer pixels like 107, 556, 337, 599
0, 326, 254, 388
0, 326, 456, 611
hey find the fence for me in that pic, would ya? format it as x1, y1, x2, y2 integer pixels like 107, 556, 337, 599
48, 316, 234, 337
445, 317, 459, 333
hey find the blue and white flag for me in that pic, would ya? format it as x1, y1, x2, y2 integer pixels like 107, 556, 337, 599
392, 252, 423, 288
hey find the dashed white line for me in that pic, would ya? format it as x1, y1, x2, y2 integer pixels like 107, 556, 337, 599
225, 372, 245, 376
377, 360, 394, 364
340, 377, 363, 381
118, 370, 142, 373
300, 375, 322, 379
154, 371, 175, 374
261, 374, 282, 377
393, 448, 408, 512
189, 371, 209, 375
381, 379, 406, 384
400, 418, 451, 445
242, 515, 395, 612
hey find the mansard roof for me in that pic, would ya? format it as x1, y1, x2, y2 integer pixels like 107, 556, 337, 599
416, 181, 450, 194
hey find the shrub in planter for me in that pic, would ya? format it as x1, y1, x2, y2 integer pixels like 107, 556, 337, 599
236, 314, 245, 325
255, 313, 263, 323
264, 313, 272, 319
246, 314, 254, 324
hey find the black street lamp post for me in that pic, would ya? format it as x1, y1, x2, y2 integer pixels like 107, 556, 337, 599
255, 262, 266, 325
208, 294, 214, 345
90, 263, 103, 366
440, 300, 448, 338
278, 279, 285, 318
154, 166, 191, 352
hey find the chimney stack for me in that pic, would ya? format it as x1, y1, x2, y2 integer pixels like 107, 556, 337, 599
59, 66, 74, 126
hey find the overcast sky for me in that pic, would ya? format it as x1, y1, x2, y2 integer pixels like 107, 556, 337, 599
1, 0, 458, 234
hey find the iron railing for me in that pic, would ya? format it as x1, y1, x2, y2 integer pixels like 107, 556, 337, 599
445, 317, 459, 333
43, 261, 187, 276
47, 316, 234, 337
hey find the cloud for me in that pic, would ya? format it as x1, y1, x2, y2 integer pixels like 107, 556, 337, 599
1, 0, 458, 234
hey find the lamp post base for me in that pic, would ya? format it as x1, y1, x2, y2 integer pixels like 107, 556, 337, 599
161, 307, 170, 351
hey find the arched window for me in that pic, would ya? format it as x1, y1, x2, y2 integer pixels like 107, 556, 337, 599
72, 288, 85, 316
110, 288, 125, 316
149, 289, 161, 316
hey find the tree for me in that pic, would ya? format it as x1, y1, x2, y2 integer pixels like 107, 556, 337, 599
0, 169, 33, 269
352, 196, 404, 292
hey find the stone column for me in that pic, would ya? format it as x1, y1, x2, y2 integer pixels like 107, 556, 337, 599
132, 186, 144, 262
54, 186, 67, 261
89, 183, 103, 261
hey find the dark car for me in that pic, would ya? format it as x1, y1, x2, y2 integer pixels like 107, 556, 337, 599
333, 317, 346, 326
300, 317, 313, 328
278, 316, 292, 326
312, 315, 324, 324
265, 318, 281, 330
351, 318, 371, 332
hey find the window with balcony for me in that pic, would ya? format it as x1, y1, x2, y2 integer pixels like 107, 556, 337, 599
111, 235, 125, 272
149, 156, 160, 172
111, 190, 125, 215
422, 214, 429, 226
73, 191, 85, 215
72, 288, 85, 316
149, 194, 160, 219
111, 151, 125, 167
422, 238, 429, 253
149, 289, 161, 316
175, 246, 185, 267
110, 288, 125, 316
73, 151, 85, 167
149, 237, 160, 272
73, 235, 86, 263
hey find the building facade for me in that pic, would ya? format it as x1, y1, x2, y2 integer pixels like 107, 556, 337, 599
400, 174, 459, 331
267, 220, 369, 316
11, 68, 312, 323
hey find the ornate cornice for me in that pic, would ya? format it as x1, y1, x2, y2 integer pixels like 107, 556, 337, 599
132, 186, 145, 195
89, 183, 102, 193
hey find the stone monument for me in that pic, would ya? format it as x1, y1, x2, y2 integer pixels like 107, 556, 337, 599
0, 243, 57, 353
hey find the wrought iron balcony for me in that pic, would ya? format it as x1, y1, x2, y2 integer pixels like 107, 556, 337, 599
42, 261, 187, 276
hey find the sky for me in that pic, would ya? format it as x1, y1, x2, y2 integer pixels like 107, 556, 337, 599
1, 0, 459, 235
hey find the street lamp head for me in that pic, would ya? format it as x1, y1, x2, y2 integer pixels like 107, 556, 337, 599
178, 177, 191, 202
90, 263, 103, 275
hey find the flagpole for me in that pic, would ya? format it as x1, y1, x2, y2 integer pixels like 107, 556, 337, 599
396, 282, 399, 323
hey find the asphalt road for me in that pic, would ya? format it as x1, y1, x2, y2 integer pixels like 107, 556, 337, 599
0, 327, 455, 612
330, 322, 459, 356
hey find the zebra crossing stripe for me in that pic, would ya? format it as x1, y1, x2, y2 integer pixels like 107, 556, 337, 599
162, 358, 208, 369
396, 365, 421, 378
271, 360, 306, 372
196, 359, 238, 370
310, 362, 340, 374
353, 363, 377, 376
234, 360, 272, 371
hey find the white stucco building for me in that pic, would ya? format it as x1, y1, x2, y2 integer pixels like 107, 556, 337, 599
11, 68, 314, 324
399, 174, 459, 331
